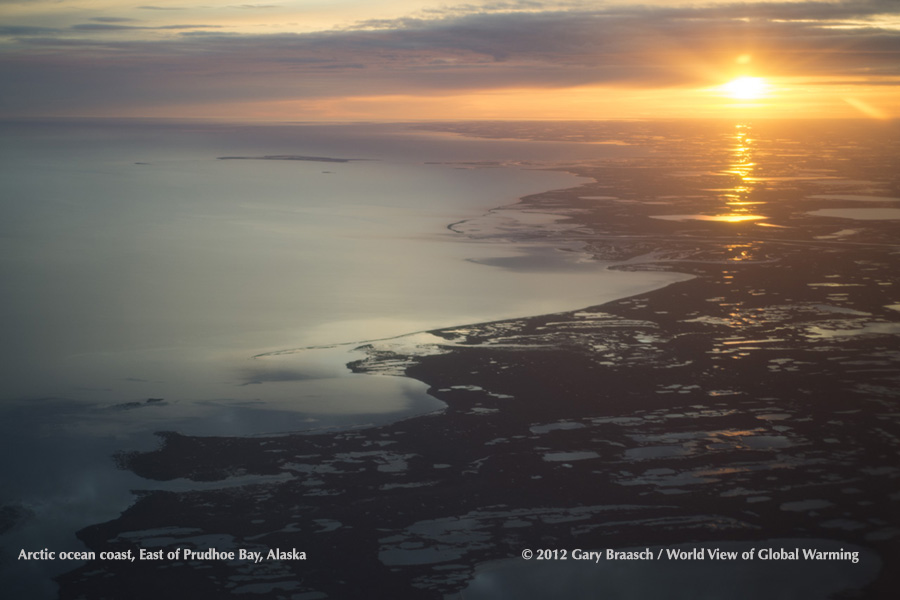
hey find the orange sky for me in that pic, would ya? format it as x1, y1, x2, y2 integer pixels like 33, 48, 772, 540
1, 0, 898, 120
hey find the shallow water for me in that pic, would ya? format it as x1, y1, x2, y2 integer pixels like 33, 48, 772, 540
5, 118, 897, 600
0, 120, 686, 423
0, 120, 690, 597
807, 208, 900, 220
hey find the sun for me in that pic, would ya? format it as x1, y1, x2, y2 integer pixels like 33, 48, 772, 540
721, 77, 769, 100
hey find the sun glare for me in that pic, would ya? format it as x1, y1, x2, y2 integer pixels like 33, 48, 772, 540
722, 77, 769, 100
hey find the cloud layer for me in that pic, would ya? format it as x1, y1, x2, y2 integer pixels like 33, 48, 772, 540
1, 0, 898, 116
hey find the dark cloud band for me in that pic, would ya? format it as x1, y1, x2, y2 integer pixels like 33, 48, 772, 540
1, 1, 897, 115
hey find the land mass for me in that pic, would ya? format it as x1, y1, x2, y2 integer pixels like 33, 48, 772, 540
217, 155, 370, 163
59, 121, 900, 599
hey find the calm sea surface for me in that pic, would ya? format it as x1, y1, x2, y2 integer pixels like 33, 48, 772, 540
0, 120, 684, 428
2, 118, 897, 598
0, 119, 693, 596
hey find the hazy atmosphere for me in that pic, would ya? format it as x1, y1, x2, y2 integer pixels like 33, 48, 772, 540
2, 1, 899, 599
2, 0, 899, 119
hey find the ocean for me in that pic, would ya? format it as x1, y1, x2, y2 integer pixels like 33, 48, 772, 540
0, 119, 686, 419
2, 118, 897, 599
0, 119, 688, 596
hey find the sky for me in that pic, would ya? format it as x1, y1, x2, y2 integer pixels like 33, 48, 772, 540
1, 0, 899, 120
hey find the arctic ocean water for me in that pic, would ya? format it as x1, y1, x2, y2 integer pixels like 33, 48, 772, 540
0, 119, 686, 429
0, 120, 696, 597
4, 119, 897, 599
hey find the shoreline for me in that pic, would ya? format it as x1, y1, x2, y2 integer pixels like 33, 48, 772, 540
55, 121, 900, 598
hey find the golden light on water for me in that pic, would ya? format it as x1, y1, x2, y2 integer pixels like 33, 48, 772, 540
719, 124, 767, 226
714, 214, 766, 223
723, 124, 757, 216
722, 77, 769, 100
652, 124, 772, 227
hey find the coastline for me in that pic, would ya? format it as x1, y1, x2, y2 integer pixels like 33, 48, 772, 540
0, 121, 662, 598
53, 121, 900, 598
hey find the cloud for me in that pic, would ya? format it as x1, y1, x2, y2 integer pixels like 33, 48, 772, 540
0, 25, 59, 36
1, 1, 898, 115
71, 23, 223, 31
91, 17, 140, 24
